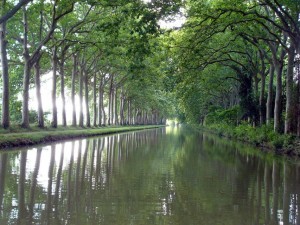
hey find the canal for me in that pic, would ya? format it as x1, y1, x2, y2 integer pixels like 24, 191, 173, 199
0, 127, 299, 225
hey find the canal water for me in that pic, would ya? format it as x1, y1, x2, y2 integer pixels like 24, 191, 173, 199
0, 127, 299, 225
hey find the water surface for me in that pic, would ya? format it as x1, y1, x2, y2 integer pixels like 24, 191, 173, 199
0, 127, 299, 224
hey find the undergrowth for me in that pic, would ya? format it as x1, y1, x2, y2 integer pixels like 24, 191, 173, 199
206, 122, 295, 150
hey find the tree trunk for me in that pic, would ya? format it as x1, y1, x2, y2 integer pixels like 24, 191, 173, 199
259, 74, 266, 126
51, 46, 58, 128
34, 57, 44, 128
284, 45, 295, 134
114, 87, 118, 125
84, 70, 90, 127
98, 77, 103, 126
0, 9, 9, 129
127, 99, 131, 125
120, 90, 124, 125
60, 52, 66, 126
101, 82, 106, 126
71, 54, 77, 126
253, 74, 259, 97
79, 59, 84, 127
284, 46, 296, 134
93, 73, 97, 127
108, 76, 113, 125
274, 62, 283, 132
269, 37, 287, 133
266, 63, 274, 125
21, 6, 30, 128
297, 55, 300, 136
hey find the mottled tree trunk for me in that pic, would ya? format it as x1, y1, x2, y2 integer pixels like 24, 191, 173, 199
102, 82, 106, 126
79, 60, 84, 127
297, 57, 300, 136
269, 37, 286, 133
98, 77, 103, 126
127, 100, 131, 125
274, 62, 283, 132
93, 73, 97, 127
0, 7, 9, 128
108, 76, 113, 125
84, 70, 90, 127
60, 52, 66, 127
259, 74, 266, 126
0, 22, 10, 129
51, 46, 58, 128
119, 90, 124, 125
114, 87, 118, 125
21, 6, 30, 128
284, 46, 296, 134
253, 74, 259, 97
34, 57, 44, 127
71, 54, 77, 126
266, 63, 274, 125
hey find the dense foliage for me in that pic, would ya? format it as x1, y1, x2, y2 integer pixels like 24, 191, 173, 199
0, 0, 181, 129
166, 0, 300, 137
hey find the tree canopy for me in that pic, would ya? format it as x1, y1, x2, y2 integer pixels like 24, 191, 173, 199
1, 0, 300, 137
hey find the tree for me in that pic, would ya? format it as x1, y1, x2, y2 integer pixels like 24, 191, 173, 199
0, 0, 10, 128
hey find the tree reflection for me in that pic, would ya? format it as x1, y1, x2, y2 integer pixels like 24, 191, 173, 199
54, 144, 64, 211
67, 141, 75, 213
0, 153, 7, 211
0, 128, 300, 225
272, 161, 280, 224
28, 148, 42, 221
18, 151, 27, 224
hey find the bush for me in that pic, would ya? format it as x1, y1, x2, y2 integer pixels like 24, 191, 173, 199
205, 106, 242, 126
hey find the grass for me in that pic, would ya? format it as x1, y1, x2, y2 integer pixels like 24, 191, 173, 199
201, 122, 300, 157
0, 125, 165, 149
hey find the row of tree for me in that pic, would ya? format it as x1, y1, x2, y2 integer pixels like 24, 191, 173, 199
168, 0, 300, 135
0, 0, 180, 129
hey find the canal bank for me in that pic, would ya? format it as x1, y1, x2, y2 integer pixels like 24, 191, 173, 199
198, 123, 300, 158
0, 125, 164, 149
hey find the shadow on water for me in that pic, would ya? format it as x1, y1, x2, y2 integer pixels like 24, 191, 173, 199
0, 127, 299, 225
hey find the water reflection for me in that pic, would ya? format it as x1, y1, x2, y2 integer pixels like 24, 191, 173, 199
0, 127, 299, 225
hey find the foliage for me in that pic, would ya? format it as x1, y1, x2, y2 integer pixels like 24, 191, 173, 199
205, 106, 242, 125
206, 121, 295, 150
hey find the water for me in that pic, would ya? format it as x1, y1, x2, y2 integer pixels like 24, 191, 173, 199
0, 127, 299, 225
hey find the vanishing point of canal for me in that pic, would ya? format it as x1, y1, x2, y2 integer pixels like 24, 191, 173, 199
0, 127, 299, 225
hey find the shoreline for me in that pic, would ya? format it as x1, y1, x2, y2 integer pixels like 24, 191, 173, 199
195, 125, 300, 159
0, 125, 165, 150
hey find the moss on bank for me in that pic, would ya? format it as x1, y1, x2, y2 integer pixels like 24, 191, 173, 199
0, 125, 164, 149
200, 123, 300, 158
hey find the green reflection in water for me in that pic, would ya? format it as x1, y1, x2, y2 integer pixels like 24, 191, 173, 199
0, 127, 300, 225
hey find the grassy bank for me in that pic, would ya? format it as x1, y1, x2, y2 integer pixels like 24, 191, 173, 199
201, 123, 300, 158
0, 125, 164, 149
